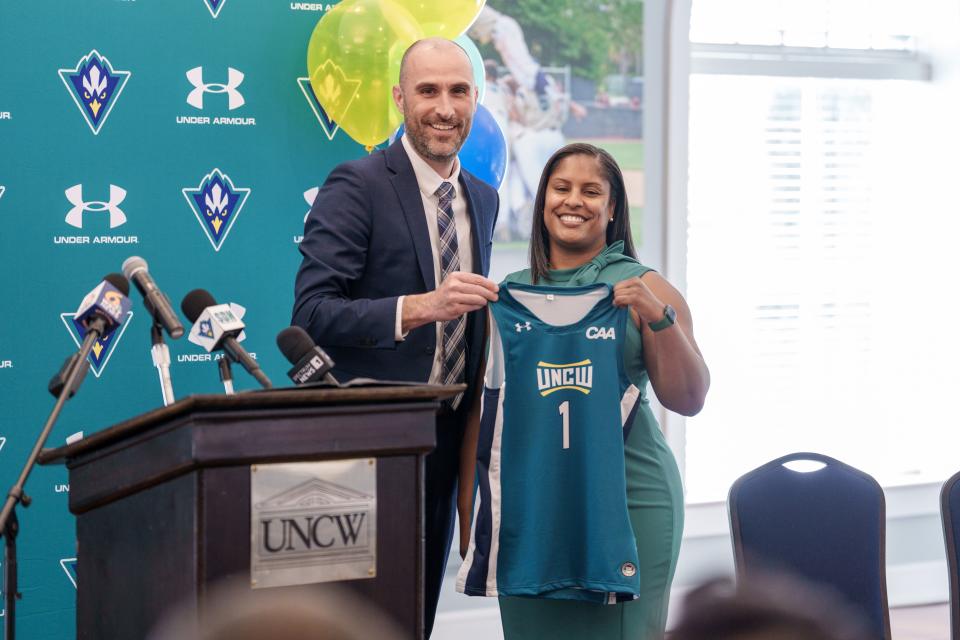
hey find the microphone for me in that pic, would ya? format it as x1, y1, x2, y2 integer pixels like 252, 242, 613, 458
276, 326, 339, 386
49, 274, 131, 398
122, 256, 185, 339
75, 273, 132, 338
181, 289, 272, 389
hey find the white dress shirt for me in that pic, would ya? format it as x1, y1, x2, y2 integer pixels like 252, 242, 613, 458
395, 134, 474, 383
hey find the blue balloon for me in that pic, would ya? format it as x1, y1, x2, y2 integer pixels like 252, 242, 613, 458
390, 103, 507, 189
458, 103, 507, 189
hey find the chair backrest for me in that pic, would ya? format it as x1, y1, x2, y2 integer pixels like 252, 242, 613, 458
728, 452, 891, 640
941, 470, 960, 640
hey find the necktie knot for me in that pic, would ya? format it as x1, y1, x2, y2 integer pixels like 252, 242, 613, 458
436, 181, 456, 205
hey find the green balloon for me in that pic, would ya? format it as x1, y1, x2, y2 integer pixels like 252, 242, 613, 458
307, 0, 423, 148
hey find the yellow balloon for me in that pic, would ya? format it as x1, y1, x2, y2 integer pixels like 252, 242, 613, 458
307, 0, 423, 148
398, 0, 486, 38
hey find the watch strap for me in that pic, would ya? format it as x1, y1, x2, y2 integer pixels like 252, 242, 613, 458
648, 304, 676, 332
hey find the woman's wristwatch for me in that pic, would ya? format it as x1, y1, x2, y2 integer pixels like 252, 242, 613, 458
647, 304, 677, 332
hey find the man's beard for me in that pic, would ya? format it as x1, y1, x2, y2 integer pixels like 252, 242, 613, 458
406, 118, 470, 165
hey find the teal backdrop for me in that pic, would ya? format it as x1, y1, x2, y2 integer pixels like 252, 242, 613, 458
0, 2, 367, 637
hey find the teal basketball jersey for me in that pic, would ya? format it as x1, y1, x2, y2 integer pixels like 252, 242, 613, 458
457, 282, 642, 604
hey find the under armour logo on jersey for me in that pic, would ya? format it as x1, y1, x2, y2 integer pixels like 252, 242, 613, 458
65, 184, 127, 228
515, 321, 531, 332
585, 326, 615, 340
186, 67, 245, 110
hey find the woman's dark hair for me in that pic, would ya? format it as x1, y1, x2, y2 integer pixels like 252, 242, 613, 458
529, 142, 637, 283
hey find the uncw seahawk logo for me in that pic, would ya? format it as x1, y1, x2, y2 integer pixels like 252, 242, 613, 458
59, 50, 131, 135
182, 168, 251, 252
202, 0, 228, 18
60, 311, 133, 378
305, 60, 361, 140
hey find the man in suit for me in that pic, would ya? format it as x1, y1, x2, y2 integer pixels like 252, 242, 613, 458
292, 38, 499, 637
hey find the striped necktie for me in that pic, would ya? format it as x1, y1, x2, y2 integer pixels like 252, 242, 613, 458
436, 181, 465, 409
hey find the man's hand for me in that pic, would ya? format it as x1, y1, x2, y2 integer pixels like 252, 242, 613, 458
402, 273, 498, 333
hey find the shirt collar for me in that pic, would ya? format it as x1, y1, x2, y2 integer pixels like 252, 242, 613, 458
401, 134, 462, 200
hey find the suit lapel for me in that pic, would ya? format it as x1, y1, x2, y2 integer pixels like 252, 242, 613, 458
459, 171, 487, 275
386, 141, 436, 290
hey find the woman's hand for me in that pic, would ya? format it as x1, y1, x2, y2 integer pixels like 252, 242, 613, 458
612, 276, 667, 325
613, 272, 710, 417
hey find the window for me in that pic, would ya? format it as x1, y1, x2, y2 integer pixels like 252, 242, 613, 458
683, 0, 960, 503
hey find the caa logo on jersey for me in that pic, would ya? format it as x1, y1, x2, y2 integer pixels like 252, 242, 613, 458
536, 359, 594, 396
585, 326, 615, 340
59, 50, 131, 135
182, 168, 251, 251
202, 0, 228, 18
60, 310, 133, 378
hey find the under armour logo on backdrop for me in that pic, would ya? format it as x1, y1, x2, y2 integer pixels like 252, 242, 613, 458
186, 67, 245, 110
303, 186, 319, 222
64, 184, 127, 229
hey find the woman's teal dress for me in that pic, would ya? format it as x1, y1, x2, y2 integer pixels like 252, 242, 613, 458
497, 242, 684, 639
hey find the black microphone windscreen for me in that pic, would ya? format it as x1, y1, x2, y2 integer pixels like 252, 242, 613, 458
181, 289, 217, 322
276, 326, 316, 364
103, 272, 130, 296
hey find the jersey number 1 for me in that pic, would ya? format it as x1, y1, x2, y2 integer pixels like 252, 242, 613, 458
559, 400, 570, 449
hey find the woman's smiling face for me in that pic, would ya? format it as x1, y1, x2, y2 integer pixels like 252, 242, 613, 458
543, 153, 614, 262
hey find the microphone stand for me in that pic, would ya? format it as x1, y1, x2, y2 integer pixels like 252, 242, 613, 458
151, 323, 176, 406
218, 356, 235, 395
0, 318, 103, 640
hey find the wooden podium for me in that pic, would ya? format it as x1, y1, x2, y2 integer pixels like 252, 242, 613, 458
39, 385, 457, 640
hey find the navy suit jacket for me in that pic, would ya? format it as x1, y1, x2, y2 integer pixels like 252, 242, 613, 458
293, 140, 499, 400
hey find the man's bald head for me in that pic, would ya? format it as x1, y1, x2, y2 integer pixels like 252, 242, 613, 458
392, 36, 478, 175
398, 38, 473, 89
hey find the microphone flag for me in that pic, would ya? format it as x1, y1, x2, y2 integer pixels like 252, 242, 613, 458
188, 302, 247, 352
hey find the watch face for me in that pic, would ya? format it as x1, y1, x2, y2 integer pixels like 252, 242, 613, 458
665, 305, 677, 323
